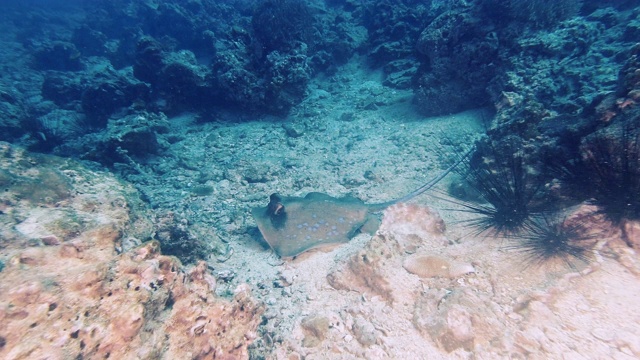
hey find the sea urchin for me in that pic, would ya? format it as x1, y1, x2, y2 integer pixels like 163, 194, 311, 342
507, 214, 596, 269
452, 136, 548, 237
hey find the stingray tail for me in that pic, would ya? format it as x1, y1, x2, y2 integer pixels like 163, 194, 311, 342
370, 146, 474, 211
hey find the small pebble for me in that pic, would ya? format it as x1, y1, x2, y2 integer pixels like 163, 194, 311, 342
344, 334, 353, 342
41, 235, 61, 246
216, 269, 235, 282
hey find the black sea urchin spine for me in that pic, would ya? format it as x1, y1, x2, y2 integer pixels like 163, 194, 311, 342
506, 214, 596, 269
452, 136, 548, 237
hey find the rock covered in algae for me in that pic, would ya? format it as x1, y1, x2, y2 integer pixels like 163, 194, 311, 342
0, 142, 263, 359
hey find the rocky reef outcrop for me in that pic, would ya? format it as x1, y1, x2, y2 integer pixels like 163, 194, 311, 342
0, 142, 263, 359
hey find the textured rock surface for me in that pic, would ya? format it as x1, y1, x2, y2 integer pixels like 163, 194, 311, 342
326, 235, 395, 304
379, 203, 446, 243
403, 254, 475, 279
0, 142, 263, 359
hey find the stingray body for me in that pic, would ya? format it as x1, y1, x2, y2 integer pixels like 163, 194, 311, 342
252, 193, 377, 257
252, 149, 472, 257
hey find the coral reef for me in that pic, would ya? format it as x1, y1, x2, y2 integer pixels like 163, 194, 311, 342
32, 41, 83, 71
414, 2, 498, 116
484, 0, 583, 28
2, 0, 636, 150
48, 111, 169, 169
251, 0, 317, 55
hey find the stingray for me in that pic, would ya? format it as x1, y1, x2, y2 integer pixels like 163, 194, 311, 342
252, 149, 471, 257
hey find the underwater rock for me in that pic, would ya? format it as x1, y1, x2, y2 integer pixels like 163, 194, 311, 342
282, 122, 305, 138
416, 9, 479, 59
134, 42, 211, 112
622, 18, 640, 42
486, 14, 627, 140
41, 73, 84, 108
154, 211, 223, 265
251, 0, 316, 55
160, 53, 209, 107
133, 37, 166, 85
623, 220, 640, 249
351, 316, 379, 347
382, 59, 418, 89
212, 49, 263, 109
412, 288, 501, 353
618, 43, 640, 104
362, 0, 433, 67
81, 76, 149, 127
403, 255, 475, 279
106, 113, 167, 156
71, 24, 109, 57
0, 147, 72, 210
0, 87, 26, 142
0, 143, 263, 359
414, 5, 495, 116
326, 235, 394, 304
63, 112, 169, 166
32, 41, 83, 71
212, 44, 311, 114
263, 50, 312, 114
379, 203, 446, 254
380, 203, 446, 237
301, 315, 330, 348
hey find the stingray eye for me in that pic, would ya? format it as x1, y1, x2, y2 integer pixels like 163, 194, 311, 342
267, 194, 286, 217
274, 203, 284, 215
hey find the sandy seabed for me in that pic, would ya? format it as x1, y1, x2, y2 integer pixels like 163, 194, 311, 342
1, 64, 639, 359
